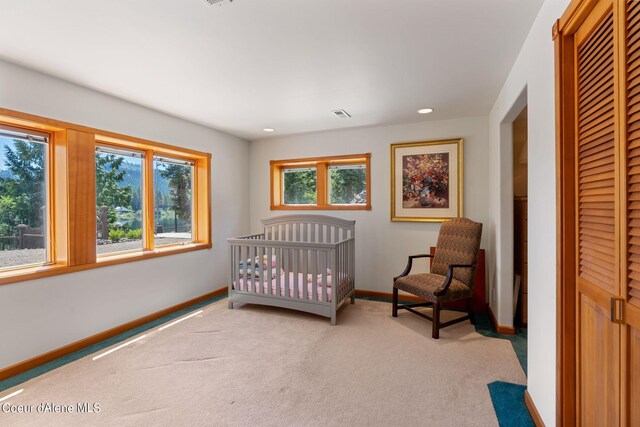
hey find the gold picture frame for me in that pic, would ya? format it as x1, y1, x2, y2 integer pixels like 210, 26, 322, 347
390, 138, 463, 222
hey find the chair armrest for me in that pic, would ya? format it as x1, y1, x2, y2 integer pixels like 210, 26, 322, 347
393, 254, 433, 281
434, 264, 476, 296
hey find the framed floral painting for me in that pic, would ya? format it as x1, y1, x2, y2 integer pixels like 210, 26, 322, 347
390, 138, 463, 222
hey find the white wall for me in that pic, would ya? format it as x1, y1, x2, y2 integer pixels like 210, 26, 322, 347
488, 0, 571, 424
249, 117, 490, 295
0, 59, 250, 370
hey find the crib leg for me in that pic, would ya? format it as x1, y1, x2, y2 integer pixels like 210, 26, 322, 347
350, 293, 355, 304
228, 300, 234, 309
331, 313, 336, 326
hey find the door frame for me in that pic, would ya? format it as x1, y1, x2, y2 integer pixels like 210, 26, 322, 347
494, 89, 527, 330
554, 0, 611, 424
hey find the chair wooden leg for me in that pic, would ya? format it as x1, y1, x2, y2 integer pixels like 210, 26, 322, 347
467, 298, 476, 325
432, 302, 440, 339
392, 287, 398, 317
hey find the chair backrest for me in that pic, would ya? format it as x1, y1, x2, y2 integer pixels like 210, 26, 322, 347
431, 218, 483, 287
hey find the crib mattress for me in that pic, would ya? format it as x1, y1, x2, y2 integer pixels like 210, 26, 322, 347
233, 272, 335, 302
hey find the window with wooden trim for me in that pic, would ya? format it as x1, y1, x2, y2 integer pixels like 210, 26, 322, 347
153, 156, 194, 247
0, 125, 51, 270
270, 154, 371, 210
0, 107, 212, 286
95, 145, 145, 255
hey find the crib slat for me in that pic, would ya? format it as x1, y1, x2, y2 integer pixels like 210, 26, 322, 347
338, 243, 341, 299
283, 247, 288, 297
335, 244, 340, 301
302, 249, 308, 300
230, 244, 235, 294
321, 250, 328, 303
312, 249, 318, 301
238, 245, 242, 291
248, 245, 253, 293
351, 239, 355, 283
258, 246, 264, 294
293, 249, 299, 299
267, 246, 273, 296
251, 245, 256, 294
344, 241, 348, 293
333, 226, 338, 244
276, 247, 282, 296
257, 245, 261, 291
240, 245, 245, 292
241, 245, 247, 292
253, 245, 257, 293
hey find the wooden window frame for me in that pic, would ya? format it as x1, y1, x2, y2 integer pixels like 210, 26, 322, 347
0, 123, 55, 271
270, 153, 371, 210
0, 107, 212, 286
150, 154, 197, 249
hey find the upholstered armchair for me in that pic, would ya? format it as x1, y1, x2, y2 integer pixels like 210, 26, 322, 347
392, 218, 483, 339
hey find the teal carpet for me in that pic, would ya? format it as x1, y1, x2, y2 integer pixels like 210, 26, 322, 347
488, 381, 534, 427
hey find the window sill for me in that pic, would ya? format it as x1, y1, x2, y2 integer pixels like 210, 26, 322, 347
271, 204, 371, 211
0, 243, 211, 286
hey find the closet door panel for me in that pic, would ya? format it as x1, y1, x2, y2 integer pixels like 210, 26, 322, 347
628, 323, 640, 425
627, 0, 640, 309
624, 1, 640, 424
574, 1, 621, 424
577, 8, 617, 296
579, 290, 620, 426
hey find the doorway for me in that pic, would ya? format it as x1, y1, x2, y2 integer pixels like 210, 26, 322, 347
512, 107, 528, 328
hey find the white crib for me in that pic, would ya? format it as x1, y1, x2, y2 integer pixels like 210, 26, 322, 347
227, 215, 356, 325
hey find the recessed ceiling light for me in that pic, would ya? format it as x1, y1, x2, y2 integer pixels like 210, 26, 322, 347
418, 108, 434, 114
263, 128, 275, 133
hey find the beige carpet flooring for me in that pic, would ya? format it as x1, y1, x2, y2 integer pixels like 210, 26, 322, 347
0, 299, 526, 426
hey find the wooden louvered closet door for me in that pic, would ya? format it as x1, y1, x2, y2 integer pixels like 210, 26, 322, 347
574, 0, 621, 425
624, 0, 640, 424
558, 0, 640, 423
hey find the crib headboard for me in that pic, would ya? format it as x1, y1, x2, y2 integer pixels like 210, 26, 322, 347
262, 215, 355, 244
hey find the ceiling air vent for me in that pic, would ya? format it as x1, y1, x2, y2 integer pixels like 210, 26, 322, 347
332, 109, 351, 119
202, 0, 233, 6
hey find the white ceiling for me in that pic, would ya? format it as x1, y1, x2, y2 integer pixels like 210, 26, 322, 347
0, 0, 543, 140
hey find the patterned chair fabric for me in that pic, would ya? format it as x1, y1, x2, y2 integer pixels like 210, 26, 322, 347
394, 218, 483, 300
430, 218, 483, 287
394, 274, 473, 302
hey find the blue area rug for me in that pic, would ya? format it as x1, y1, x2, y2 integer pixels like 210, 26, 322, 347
488, 381, 534, 427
